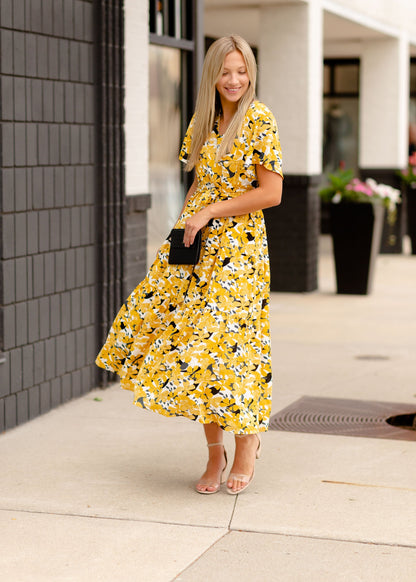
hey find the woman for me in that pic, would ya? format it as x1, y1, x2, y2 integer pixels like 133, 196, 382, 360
96, 35, 283, 495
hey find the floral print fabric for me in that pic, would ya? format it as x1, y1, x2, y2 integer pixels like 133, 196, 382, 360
96, 101, 283, 434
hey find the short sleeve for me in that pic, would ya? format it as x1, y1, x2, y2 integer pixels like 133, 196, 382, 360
251, 108, 283, 178
179, 115, 195, 164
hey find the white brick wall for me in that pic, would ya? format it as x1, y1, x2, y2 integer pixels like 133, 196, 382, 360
205, 0, 416, 39
259, 2, 323, 175
124, 0, 149, 195
322, 0, 416, 36
204, 0, 416, 173
360, 36, 409, 168
204, 8, 259, 45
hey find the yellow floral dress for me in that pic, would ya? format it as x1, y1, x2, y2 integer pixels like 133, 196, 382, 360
96, 101, 283, 434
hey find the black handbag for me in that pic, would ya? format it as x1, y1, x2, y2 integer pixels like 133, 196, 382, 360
167, 219, 214, 265
167, 228, 202, 265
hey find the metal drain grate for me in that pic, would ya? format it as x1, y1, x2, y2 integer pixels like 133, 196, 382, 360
269, 397, 416, 441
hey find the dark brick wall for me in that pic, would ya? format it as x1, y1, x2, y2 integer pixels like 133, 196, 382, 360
264, 174, 321, 293
124, 194, 151, 295
0, 0, 97, 432
95, 0, 125, 387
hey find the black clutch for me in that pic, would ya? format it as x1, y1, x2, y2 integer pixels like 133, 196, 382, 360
168, 228, 202, 265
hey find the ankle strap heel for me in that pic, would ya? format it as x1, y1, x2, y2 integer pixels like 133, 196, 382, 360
196, 443, 228, 495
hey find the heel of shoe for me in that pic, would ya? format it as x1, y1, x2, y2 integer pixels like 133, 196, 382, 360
220, 448, 228, 483
255, 435, 261, 459
220, 468, 227, 484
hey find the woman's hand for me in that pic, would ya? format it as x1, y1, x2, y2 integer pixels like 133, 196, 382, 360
181, 166, 282, 246
183, 208, 212, 246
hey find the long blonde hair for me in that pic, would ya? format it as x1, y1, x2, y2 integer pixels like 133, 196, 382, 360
185, 35, 257, 171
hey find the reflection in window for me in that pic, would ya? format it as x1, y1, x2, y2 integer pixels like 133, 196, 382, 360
410, 59, 416, 95
334, 64, 359, 94
149, 0, 192, 39
323, 64, 331, 95
323, 59, 359, 174
409, 60, 416, 154
323, 99, 358, 174
324, 59, 359, 97
148, 45, 183, 266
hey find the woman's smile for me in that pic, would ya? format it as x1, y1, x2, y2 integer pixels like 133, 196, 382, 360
216, 50, 249, 106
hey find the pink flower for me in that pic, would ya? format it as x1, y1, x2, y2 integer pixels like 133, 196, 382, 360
346, 178, 373, 196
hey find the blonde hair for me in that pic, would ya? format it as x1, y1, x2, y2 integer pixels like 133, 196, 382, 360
185, 34, 257, 171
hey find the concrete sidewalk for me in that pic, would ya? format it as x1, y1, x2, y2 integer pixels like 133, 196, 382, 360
1, 236, 416, 581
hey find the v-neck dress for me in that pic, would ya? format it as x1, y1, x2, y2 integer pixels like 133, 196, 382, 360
96, 100, 283, 434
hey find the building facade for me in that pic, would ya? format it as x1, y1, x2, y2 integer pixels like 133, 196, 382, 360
1, 0, 416, 431
0, 0, 128, 431
204, 0, 416, 283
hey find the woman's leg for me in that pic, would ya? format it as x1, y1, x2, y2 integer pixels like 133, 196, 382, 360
227, 434, 260, 493
196, 423, 227, 493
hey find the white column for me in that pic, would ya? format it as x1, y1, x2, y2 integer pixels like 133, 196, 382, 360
258, 0, 323, 175
124, 0, 149, 195
360, 35, 409, 169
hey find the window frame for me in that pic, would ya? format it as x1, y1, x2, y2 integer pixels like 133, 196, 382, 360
324, 58, 360, 98
149, 0, 201, 191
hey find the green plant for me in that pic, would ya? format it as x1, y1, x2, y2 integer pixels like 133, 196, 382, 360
397, 153, 416, 188
319, 169, 355, 203
319, 169, 401, 210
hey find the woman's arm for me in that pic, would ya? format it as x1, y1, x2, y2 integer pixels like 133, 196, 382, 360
179, 176, 198, 216
183, 165, 283, 246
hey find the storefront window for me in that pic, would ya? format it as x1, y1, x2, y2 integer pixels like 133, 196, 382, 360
149, 0, 194, 40
148, 45, 183, 265
409, 59, 416, 155
323, 59, 359, 175
321, 59, 359, 233
147, 0, 198, 265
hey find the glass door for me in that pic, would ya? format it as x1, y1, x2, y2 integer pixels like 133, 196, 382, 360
147, 44, 183, 266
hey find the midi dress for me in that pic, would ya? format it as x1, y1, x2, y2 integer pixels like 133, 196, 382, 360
96, 100, 283, 434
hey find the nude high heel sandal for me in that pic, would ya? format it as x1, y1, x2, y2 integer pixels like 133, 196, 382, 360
226, 434, 261, 495
195, 442, 228, 495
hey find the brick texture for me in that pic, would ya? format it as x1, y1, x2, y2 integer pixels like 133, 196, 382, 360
95, 0, 126, 388
264, 175, 321, 292
0, 0, 100, 432
125, 195, 151, 294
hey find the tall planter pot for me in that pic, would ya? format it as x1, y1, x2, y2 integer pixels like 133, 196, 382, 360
379, 201, 404, 254
359, 168, 403, 254
329, 202, 384, 295
406, 185, 416, 254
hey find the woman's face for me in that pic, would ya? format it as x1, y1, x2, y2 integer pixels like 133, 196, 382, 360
216, 50, 249, 108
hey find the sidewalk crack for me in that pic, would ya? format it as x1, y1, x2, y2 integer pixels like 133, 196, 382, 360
227, 495, 238, 529
171, 529, 231, 582
0, 507, 227, 531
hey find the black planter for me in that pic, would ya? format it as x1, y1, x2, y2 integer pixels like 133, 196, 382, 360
329, 203, 384, 295
406, 186, 416, 254
358, 168, 403, 254
379, 201, 404, 254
